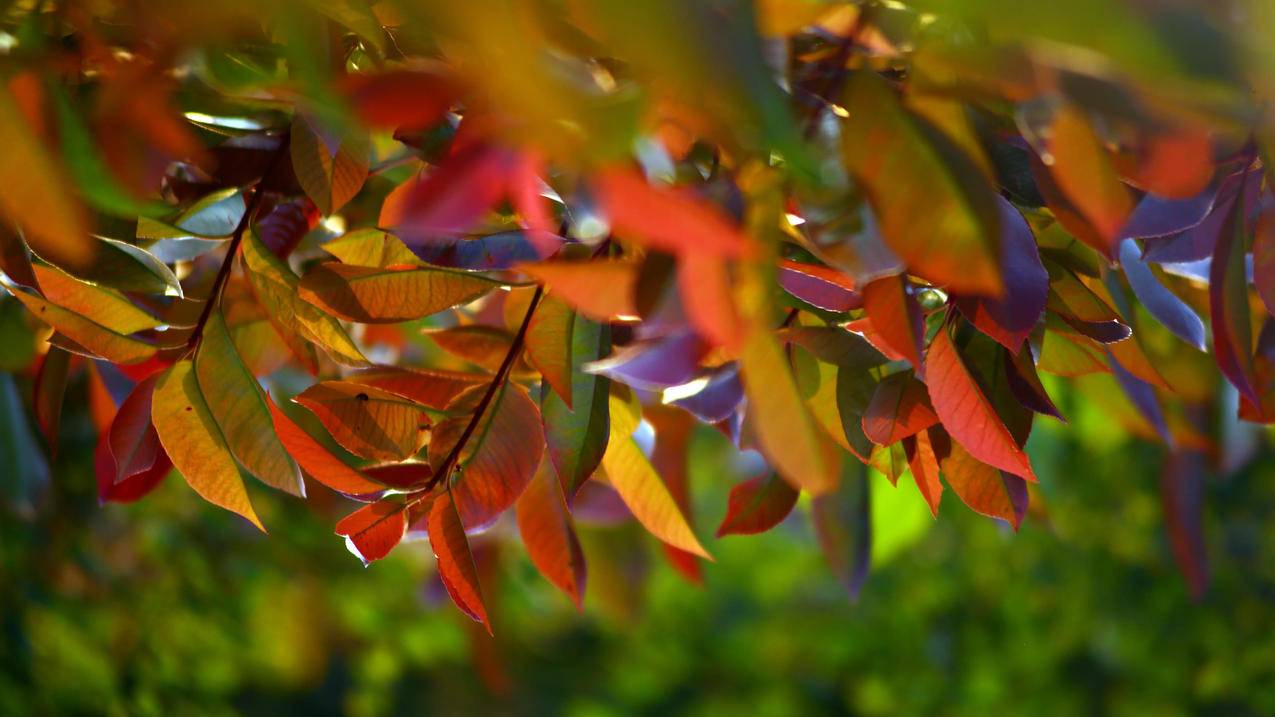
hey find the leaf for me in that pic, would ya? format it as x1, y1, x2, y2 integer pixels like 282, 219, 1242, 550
939, 437, 1028, 530
390, 146, 515, 242
1209, 173, 1259, 403
1161, 448, 1208, 600
835, 366, 880, 462
525, 295, 575, 406
543, 317, 611, 500
810, 461, 872, 600
257, 198, 320, 259
678, 252, 745, 350
345, 365, 488, 410
32, 264, 161, 335
1120, 185, 1217, 240
195, 311, 304, 496
739, 327, 836, 494
152, 360, 263, 531
516, 458, 586, 608
335, 500, 407, 565
592, 166, 751, 259
861, 371, 940, 445
323, 229, 421, 268
95, 431, 170, 504
955, 195, 1049, 352
1253, 209, 1275, 319
291, 113, 369, 215
428, 489, 491, 632
294, 381, 430, 462
107, 371, 164, 483
716, 472, 799, 537
431, 383, 544, 529
841, 71, 1002, 295
1118, 238, 1206, 349
668, 363, 744, 424
601, 394, 710, 558
903, 428, 943, 517
33, 347, 71, 455
926, 320, 1037, 481
5, 285, 157, 365
0, 81, 94, 269
778, 325, 888, 370
340, 68, 459, 132
585, 332, 705, 391
860, 275, 924, 370
1045, 105, 1133, 255
1004, 344, 1064, 421
298, 262, 498, 323
266, 395, 385, 495
242, 230, 366, 366
777, 259, 860, 312
517, 260, 641, 322
425, 325, 517, 372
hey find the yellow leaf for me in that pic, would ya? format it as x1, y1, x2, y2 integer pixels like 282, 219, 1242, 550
298, 262, 499, 323
152, 360, 264, 531
322, 229, 420, 267
32, 264, 161, 334
6, 285, 156, 365
291, 114, 370, 215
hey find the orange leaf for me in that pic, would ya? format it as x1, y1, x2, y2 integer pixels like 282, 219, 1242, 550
1047, 106, 1133, 254
592, 166, 751, 259
903, 428, 943, 518
516, 458, 586, 608
678, 253, 744, 351
926, 323, 1036, 481
938, 436, 1028, 530
861, 371, 940, 445
294, 381, 430, 462
298, 262, 498, 323
266, 396, 385, 496
517, 260, 641, 322
429, 490, 491, 632
525, 295, 575, 406
345, 366, 488, 410
335, 500, 408, 565
861, 274, 923, 371
716, 472, 799, 537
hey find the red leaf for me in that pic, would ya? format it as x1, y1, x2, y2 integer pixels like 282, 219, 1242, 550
340, 69, 459, 132
516, 459, 586, 607
715, 472, 799, 537
94, 430, 170, 504
389, 145, 514, 241
267, 396, 386, 496
1253, 209, 1275, 319
429, 490, 491, 632
107, 371, 163, 483
1125, 131, 1214, 200
647, 406, 704, 585
777, 259, 861, 312
903, 428, 943, 518
678, 252, 744, 351
33, 347, 71, 455
592, 166, 751, 260
861, 371, 940, 445
926, 321, 1037, 481
861, 274, 923, 371
335, 500, 407, 565
346, 366, 488, 410
938, 436, 1028, 530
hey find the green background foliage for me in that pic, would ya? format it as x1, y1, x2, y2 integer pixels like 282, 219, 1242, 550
3, 374, 1272, 716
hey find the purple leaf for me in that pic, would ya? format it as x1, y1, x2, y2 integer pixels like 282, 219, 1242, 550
667, 363, 744, 423
410, 231, 545, 270
1118, 239, 1206, 349
1120, 186, 1217, 240
584, 331, 706, 391
1108, 348, 1172, 445
777, 260, 861, 312
955, 195, 1048, 352
1143, 170, 1260, 263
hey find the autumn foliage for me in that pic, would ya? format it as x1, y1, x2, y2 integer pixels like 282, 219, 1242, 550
2, 0, 1272, 626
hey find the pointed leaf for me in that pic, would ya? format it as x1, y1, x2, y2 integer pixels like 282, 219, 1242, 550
716, 472, 799, 537
267, 395, 385, 496
428, 490, 491, 632
903, 428, 943, 517
810, 462, 872, 600
108, 371, 164, 483
152, 360, 263, 531
1118, 238, 1206, 349
955, 196, 1048, 351
526, 295, 575, 405
335, 500, 407, 565
298, 262, 498, 323
33, 347, 71, 454
1209, 174, 1258, 403
593, 166, 750, 259
291, 114, 369, 215
517, 458, 586, 608
861, 274, 924, 370
518, 260, 641, 322
777, 259, 860, 312
345, 365, 488, 410
295, 381, 430, 462
323, 228, 421, 268
544, 317, 611, 499
33, 264, 160, 335
939, 438, 1028, 530
862, 370, 940, 445
6, 285, 156, 364
1046, 105, 1133, 255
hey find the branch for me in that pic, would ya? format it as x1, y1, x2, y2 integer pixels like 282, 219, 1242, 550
422, 285, 545, 492
184, 133, 291, 353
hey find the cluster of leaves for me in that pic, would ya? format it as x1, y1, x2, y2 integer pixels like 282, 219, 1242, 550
2, 0, 1273, 626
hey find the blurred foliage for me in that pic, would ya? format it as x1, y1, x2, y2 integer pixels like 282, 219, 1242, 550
3, 369, 1274, 716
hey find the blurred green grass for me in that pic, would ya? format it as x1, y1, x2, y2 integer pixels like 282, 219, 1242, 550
2, 374, 1274, 717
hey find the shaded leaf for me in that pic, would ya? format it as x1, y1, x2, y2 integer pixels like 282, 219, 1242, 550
323, 228, 420, 268
107, 371, 164, 483
291, 114, 369, 215
861, 370, 940, 445
1045, 105, 1133, 255
543, 317, 611, 499
1118, 238, 1206, 349
810, 461, 872, 600
345, 365, 488, 410
295, 381, 430, 462
716, 472, 799, 537
1209, 174, 1258, 403
33, 347, 71, 455
955, 195, 1049, 352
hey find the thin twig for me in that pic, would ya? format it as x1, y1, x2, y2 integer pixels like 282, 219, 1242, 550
421, 285, 545, 493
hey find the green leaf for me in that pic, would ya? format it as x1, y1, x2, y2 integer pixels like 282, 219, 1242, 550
543, 317, 611, 499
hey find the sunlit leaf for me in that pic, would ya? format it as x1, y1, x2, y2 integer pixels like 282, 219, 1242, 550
428, 490, 491, 632
938, 436, 1028, 530
323, 229, 421, 268
518, 260, 641, 322
295, 381, 430, 462
298, 262, 498, 323
525, 295, 575, 406
266, 395, 385, 496
291, 113, 369, 215
716, 472, 799, 537
335, 500, 407, 565
862, 370, 940, 446
32, 264, 161, 335
5, 285, 157, 365
516, 458, 586, 608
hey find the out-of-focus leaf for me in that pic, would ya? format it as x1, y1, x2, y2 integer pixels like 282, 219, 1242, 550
291, 114, 369, 215
1161, 447, 1209, 600
0, 81, 94, 269
926, 319, 1037, 481
5, 285, 156, 365
716, 472, 799, 537
836, 367, 880, 462
593, 166, 750, 260
298, 262, 498, 323
295, 381, 430, 462
1210, 175, 1258, 403
1142, 170, 1259, 263
428, 489, 491, 632
668, 363, 745, 424
740, 327, 836, 494
678, 252, 744, 350
257, 198, 320, 259
601, 393, 710, 558
810, 461, 871, 600
955, 196, 1049, 352
152, 360, 263, 531
544, 317, 610, 500
778, 325, 887, 370
517, 457, 586, 608
1253, 209, 1275, 319
862, 370, 940, 446
841, 71, 1002, 295
266, 395, 385, 496
518, 260, 641, 322
33, 347, 71, 455
1044, 105, 1133, 255
340, 68, 458, 132
1109, 348, 1171, 445
335, 500, 407, 565
585, 332, 705, 391
1118, 238, 1205, 349
94, 431, 170, 505
195, 311, 304, 496
107, 372, 164, 484
1120, 185, 1217, 240
1005, 343, 1064, 421
777, 259, 860, 312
